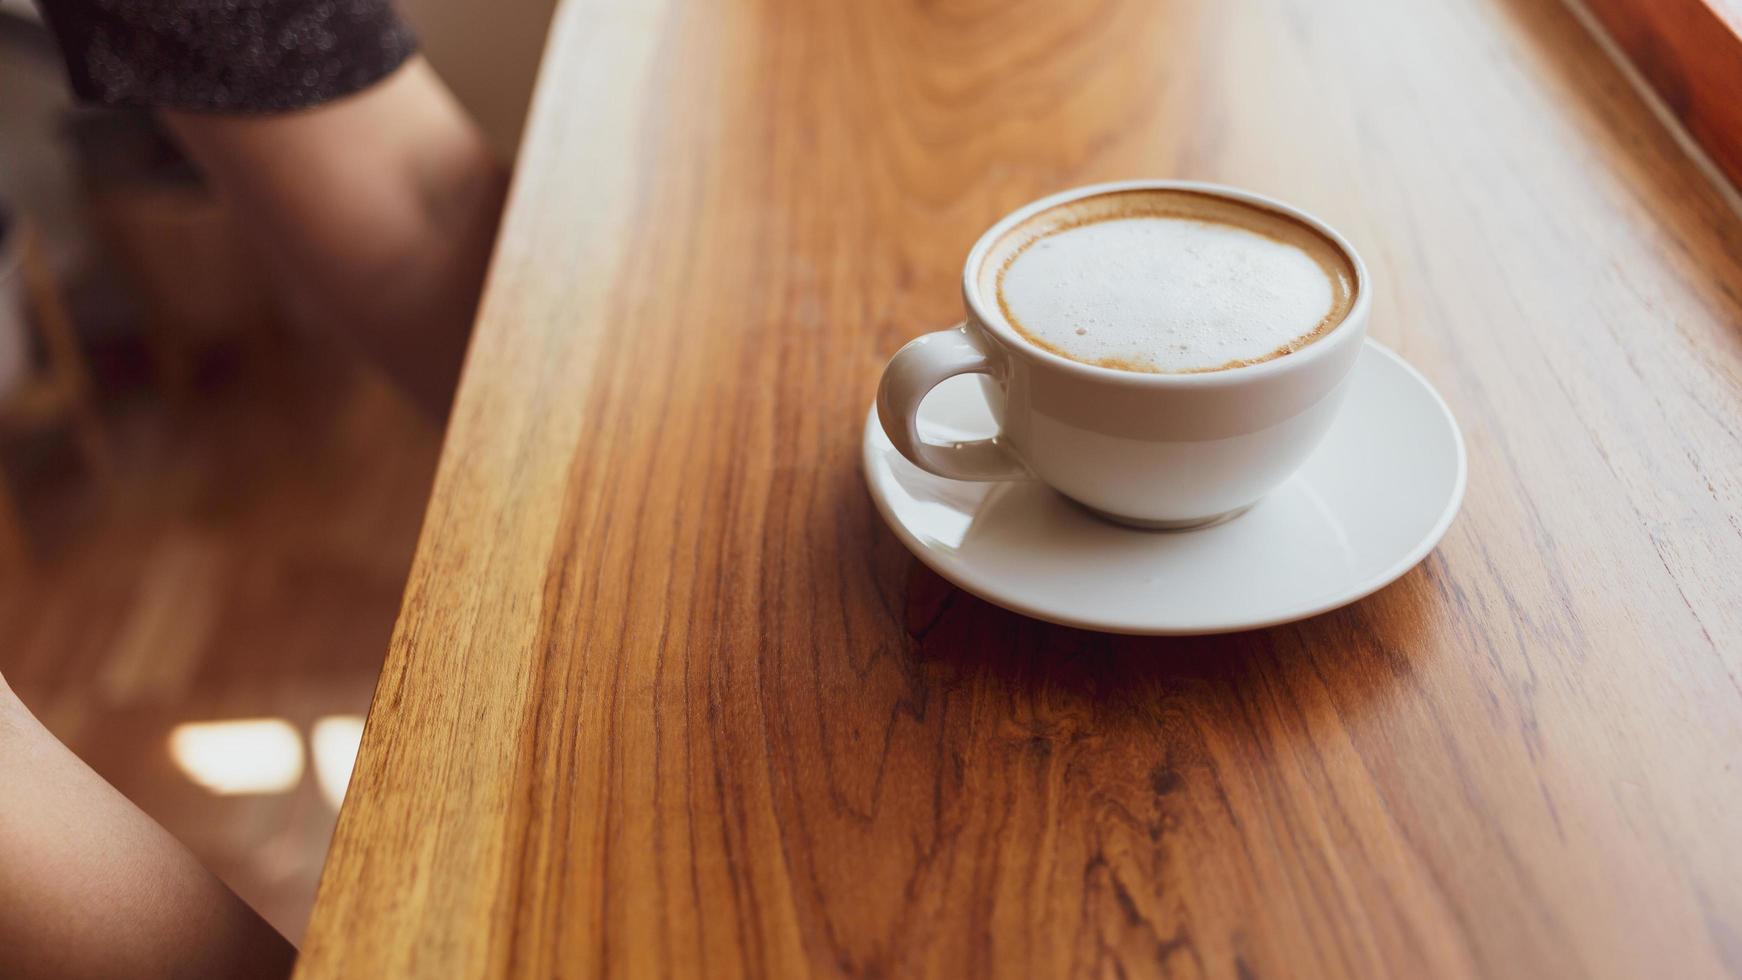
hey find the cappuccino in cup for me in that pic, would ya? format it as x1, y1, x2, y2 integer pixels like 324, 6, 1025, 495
985, 189, 1358, 374
877, 181, 1370, 528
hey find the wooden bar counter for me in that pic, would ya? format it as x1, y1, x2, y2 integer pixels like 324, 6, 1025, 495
295, 0, 1742, 975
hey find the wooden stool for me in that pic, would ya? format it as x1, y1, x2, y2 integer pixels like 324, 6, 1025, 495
0, 217, 112, 569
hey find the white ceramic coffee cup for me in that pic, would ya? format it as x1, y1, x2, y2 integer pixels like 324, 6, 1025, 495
876, 180, 1370, 529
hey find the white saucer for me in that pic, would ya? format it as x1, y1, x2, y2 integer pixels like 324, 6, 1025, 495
862, 340, 1466, 635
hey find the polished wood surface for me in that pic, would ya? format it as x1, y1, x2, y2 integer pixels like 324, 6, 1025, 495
297, 0, 1742, 975
1580, 0, 1742, 189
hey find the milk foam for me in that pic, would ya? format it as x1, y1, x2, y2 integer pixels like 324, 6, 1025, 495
997, 216, 1338, 373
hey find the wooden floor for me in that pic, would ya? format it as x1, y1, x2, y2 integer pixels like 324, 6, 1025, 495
0, 339, 438, 942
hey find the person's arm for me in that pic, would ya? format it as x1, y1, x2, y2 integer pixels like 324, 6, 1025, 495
160, 57, 510, 418
0, 675, 295, 980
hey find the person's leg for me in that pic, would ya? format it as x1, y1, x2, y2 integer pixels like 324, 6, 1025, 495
160, 57, 510, 419
0, 672, 295, 979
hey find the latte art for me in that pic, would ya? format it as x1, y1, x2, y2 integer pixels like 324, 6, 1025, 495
985, 190, 1357, 373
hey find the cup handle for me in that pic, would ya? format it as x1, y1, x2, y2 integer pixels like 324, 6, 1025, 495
876, 323, 1029, 482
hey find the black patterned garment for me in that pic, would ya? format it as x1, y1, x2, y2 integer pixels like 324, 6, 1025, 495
33, 0, 417, 113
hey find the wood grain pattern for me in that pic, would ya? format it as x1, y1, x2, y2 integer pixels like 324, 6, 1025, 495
1577, 0, 1742, 191
296, 0, 1742, 976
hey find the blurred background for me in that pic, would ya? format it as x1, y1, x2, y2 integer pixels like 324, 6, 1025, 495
0, 0, 551, 941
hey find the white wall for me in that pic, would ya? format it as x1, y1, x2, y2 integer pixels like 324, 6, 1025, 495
0, 0, 40, 23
